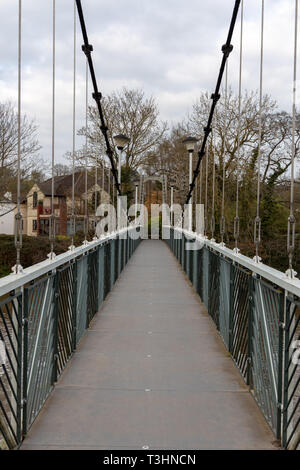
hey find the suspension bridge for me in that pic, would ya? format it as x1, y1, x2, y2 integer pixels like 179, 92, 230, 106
0, 0, 299, 451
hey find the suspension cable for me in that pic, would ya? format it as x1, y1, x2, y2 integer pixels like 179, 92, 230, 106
287, 0, 298, 278
102, 158, 105, 203
14, 0, 23, 274
199, 159, 203, 206
204, 147, 208, 237
84, 59, 89, 243
70, 0, 76, 250
220, 61, 229, 246
106, 164, 109, 232
112, 177, 115, 211
92, 154, 98, 240
75, 0, 121, 196
108, 166, 110, 200
95, 155, 98, 218
234, 0, 244, 253
185, 0, 241, 207
199, 159, 203, 234
211, 133, 216, 241
195, 161, 198, 204
254, 0, 264, 263
49, 0, 56, 259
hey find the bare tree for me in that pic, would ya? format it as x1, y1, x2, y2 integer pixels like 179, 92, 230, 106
0, 101, 42, 199
143, 123, 191, 205
53, 163, 72, 176
189, 89, 299, 184
187, 89, 300, 239
76, 88, 167, 172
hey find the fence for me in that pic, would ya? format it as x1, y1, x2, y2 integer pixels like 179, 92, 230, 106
166, 226, 299, 450
0, 227, 141, 449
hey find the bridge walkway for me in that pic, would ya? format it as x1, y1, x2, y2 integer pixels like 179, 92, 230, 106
21, 240, 276, 450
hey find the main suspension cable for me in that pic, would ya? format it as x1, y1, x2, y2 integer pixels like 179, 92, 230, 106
287, 0, 298, 278
75, 0, 121, 196
254, 0, 264, 263
234, 0, 244, 253
185, 0, 241, 207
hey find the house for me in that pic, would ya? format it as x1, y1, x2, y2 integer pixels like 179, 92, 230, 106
20, 171, 110, 237
0, 193, 16, 235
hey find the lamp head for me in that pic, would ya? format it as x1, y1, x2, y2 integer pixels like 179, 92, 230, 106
182, 136, 199, 153
113, 134, 130, 150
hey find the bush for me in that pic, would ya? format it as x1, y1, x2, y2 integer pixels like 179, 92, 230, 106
148, 215, 162, 239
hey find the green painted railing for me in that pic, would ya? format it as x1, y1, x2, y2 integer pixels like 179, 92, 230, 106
0, 227, 141, 449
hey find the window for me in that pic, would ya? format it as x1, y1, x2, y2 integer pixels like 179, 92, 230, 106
33, 191, 38, 209
92, 191, 100, 208
32, 219, 37, 231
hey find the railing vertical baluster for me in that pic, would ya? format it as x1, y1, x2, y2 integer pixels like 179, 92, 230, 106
16, 292, 22, 444
208, 249, 211, 314
247, 274, 253, 388
229, 262, 235, 355
185, 236, 189, 276
115, 236, 119, 280
22, 289, 28, 437
282, 296, 291, 449
276, 291, 285, 441
193, 248, 197, 290
117, 235, 121, 276
85, 254, 92, 329
72, 261, 77, 351
52, 272, 59, 385
123, 238, 126, 269
98, 246, 104, 309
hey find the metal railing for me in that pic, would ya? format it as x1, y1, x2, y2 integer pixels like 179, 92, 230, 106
0, 226, 141, 449
166, 226, 300, 450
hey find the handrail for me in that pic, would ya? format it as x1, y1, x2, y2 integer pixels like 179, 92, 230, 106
166, 226, 300, 297
0, 226, 140, 297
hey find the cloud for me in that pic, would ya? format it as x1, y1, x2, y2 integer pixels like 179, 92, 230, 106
0, 0, 296, 166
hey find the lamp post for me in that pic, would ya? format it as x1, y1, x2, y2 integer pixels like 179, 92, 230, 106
113, 134, 130, 230
182, 136, 198, 231
170, 185, 174, 226
135, 183, 139, 223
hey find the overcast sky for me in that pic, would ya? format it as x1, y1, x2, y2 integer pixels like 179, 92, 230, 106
0, 0, 297, 167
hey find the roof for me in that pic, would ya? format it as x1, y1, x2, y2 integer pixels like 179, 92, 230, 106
38, 171, 105, 197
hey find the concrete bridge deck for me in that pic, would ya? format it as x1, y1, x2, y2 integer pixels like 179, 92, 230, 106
22, 240, 276, 450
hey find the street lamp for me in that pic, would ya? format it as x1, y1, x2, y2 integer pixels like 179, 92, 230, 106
134, 183, 139, 223
113, 134, 130, 230
182, 136, 198, 231
169, 185, 174, 227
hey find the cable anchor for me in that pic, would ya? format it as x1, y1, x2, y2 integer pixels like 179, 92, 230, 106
222, 44, 234, 58
81, 44, 93, 56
